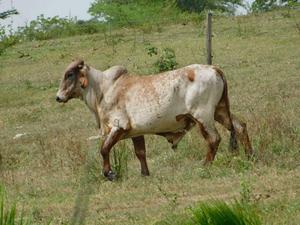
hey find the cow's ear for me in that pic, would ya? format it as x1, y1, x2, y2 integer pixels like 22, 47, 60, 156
79, 67, 88, 89
77, 60, 84, 69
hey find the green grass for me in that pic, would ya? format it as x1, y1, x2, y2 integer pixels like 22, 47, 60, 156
156, 200, 261, 225
0, 185, 32, 225
0, 8, 300, 225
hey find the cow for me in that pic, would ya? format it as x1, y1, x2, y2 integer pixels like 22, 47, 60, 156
56, 60, 253, 181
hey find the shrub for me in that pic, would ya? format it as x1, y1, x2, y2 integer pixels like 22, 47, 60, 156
145, 44, 178, 72
0, 26, 20, 55
155, 48, 178, 72
13, 15, 105, 42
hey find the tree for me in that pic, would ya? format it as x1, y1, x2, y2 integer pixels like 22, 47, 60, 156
88, 0, 170, 25
88, 0, 244, 25
0, 9, 18, 20
174, 0, 243, 14
251, 0, 299, 12
0, 0, 18, 20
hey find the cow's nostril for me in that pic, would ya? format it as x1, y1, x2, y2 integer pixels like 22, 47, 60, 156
56, 96, 61, 102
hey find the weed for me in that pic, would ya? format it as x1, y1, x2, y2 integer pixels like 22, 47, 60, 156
156, 183, 178, 211
197, 167, 212, 179
240, 177, 253, 204
145, 43, 158, 56
111, 142, 129, 180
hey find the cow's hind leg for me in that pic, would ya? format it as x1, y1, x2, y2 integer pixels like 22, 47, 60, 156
100, 127, 125, 181
132, 136, 150, 176
214, 104, 238, 153
196, 119, 221, 165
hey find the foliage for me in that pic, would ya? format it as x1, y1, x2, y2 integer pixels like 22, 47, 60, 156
146, 44, 178, 72
251, 0, 299, 12
145, 44, 158, 57
0, 25, 19, 55
0, 185, 31, 225
156, 200, 261, 225
89, 0, 244, 22
17, 15, 103, 41
155, 48, 178, 72
0, 2, 19, 55
175, 0, 243, 14
0, 9, 18, 20
88, 0, 197, 27
251, 0, 277, 12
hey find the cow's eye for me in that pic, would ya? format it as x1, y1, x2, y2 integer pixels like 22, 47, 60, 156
67, 72, 75, 80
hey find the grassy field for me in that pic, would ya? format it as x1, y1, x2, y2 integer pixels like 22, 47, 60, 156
1, 9, 300, 225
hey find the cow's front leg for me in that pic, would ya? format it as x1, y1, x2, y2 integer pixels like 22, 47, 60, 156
100, 127, 125, 181
132, 136, 150, 176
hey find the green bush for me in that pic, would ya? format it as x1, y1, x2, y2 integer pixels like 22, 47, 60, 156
155, 48, 178, 72
145, 44, 178, 72
17, 15, 104, 41
0, 26, 20, 55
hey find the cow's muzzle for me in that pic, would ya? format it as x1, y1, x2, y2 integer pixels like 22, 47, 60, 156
56, 96, 64, 103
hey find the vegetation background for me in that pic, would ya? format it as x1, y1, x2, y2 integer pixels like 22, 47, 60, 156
0, 0, 300, 224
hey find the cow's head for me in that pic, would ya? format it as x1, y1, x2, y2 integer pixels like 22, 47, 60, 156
56, 59, 88, 103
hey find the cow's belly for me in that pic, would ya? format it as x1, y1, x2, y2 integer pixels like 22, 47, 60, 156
129, 112, 187, 135
125, 98, 188, 137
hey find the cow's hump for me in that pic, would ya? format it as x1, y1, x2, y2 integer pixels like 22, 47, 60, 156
104, 65, 128, 82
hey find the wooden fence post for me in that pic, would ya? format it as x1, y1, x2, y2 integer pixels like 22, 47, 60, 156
206, 11, 212, 65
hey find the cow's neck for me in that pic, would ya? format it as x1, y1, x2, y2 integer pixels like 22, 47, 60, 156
82, 66, 116, 136
82, 67, 104, 113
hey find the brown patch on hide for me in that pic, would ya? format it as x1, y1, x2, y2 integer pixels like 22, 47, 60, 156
79, 72, 88, 88
175, 114, 195, 129
186, 69, 195, 81
113, 75, 161, 107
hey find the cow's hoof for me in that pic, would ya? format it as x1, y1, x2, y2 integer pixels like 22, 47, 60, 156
171, 144, 177, 151
141, 171, 150, 176
246, 149, 256, 161
105, 170, 116, 181
201, 159, 212, 166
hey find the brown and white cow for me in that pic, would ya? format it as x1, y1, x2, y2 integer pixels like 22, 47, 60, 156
56, 60, 253, 180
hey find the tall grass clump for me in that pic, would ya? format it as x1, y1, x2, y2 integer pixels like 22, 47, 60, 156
0, 185, 31, 225
188, 200, 261, 225
155, 200, 261, 225
111, 142, 129, 180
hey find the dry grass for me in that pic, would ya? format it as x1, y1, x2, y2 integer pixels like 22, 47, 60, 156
0, 9, 300, 225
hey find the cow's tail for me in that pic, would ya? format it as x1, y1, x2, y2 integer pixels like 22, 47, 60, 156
214, 66, 238, 152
